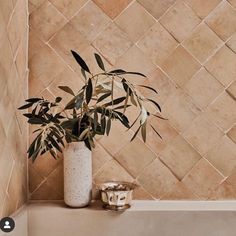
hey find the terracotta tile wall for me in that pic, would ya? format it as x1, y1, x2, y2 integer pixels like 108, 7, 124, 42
0, 0, 28, 217
28, 0, 236, 200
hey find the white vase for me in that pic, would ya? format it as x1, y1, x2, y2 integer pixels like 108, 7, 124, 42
63, 142, 92, 207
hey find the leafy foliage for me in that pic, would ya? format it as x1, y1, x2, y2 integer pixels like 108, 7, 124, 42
19, 51, 164, 161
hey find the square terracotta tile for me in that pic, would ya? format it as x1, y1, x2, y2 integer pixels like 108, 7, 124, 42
205, 46, 236, 87
227, 125, 236, 144
144, 117, 178, 155
48, 67, 84, 104
29, 151, 62, 178
226, 167, 236, 189
208, 181, 236, 200
139, 68, 177, 106
114, 45, 156, 84
98, 120, 133, 156
0, 0, 13, 25
49, 23, 90, 72
159, 1, 201, 42
46, 164, 64, 198
29, 0, 45, 9
92, 142, 112, 176
183, 0, 221, 19
114, 138, 157, 177
7, 6, 23, 56
92, 23, 133, 65
115, 2, 155, 43
183, 115, 224, 155
77, 46, 112, 75
205, 136, 236, 177
70, 1, 110, 42
29, 165, 45, 193
92, 0, 132, 19
182, 158, 224, 199
160, 135, 201, 180
161, 46, 201, 87
30, 179, 62, 200
28, 75, 45, 96
137, 22, 178, 65
184, 68, 224, 109
29, 28, 45, 60
226, 32, 236, 53
228, 0, 236, 7
137, 0, 176, 19
29, 45, 66, 87
206, 92, 236, 131
226, 80, 236, 100
30, 1, 68, 42
137, 158, 178, 199
49, 0, 88, 19
206, 1, 236, 41
183, 23, 222, 63
94, 159, 133, 184
133, 185, 154, 200
161, 182, 199, 200
162, 90, 200, 132
29, 2, 36, 13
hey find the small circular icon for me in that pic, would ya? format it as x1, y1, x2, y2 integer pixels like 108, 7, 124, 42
0, 217, 15, 233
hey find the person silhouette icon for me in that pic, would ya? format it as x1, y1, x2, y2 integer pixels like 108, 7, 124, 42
0, 217, 15, 232
3, 221, 11, 229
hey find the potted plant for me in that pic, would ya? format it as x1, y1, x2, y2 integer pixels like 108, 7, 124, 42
19, 51, 163, 207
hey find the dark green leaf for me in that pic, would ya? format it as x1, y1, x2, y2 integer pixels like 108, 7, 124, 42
147, 99, 161, 112
25, 98, 43, 103
131, 126, 141, 141
18, 103, 34, 110
23, 113, 33, 118
81, 68, 87, 80
94, 110, 98, 131
94, 53, 105, 71
152, 114, 167, 120
109, 69, 126, 74
49, 149, 57, 159
150, 125, 162, 139
106, 118, 111, 136
55, 97, 62, 103
48, 135, 62, 152
137, 85, 158, 94
108, 69, 146, 77
58, 86, 75, 96
97, 92, 111, 103
71, 50, 91, 73
141, 122, 147, 142
88, 137, 95, 148
28, 118, 45, 124
65, 97, 76, 109
114, 111, 130, 128
84, 139, 91, 150
75, 96, 83, 109
101, 115, 106, 133
104, 96, 126, 107
130, 94, 137, 106
86, 78, 93, 104
114, 104, 131, 110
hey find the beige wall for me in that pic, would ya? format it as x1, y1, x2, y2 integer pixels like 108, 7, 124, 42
0, 0, 28, 217
28, 0, 236, 200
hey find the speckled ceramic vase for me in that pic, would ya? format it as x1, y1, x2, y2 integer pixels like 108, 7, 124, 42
63, 142, 92, 208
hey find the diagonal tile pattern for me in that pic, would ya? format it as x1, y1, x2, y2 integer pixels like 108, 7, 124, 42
29, 0, 236, 200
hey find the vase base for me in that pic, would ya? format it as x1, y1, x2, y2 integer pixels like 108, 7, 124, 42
103, 204, 130, 211
64, 202, 90, 208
